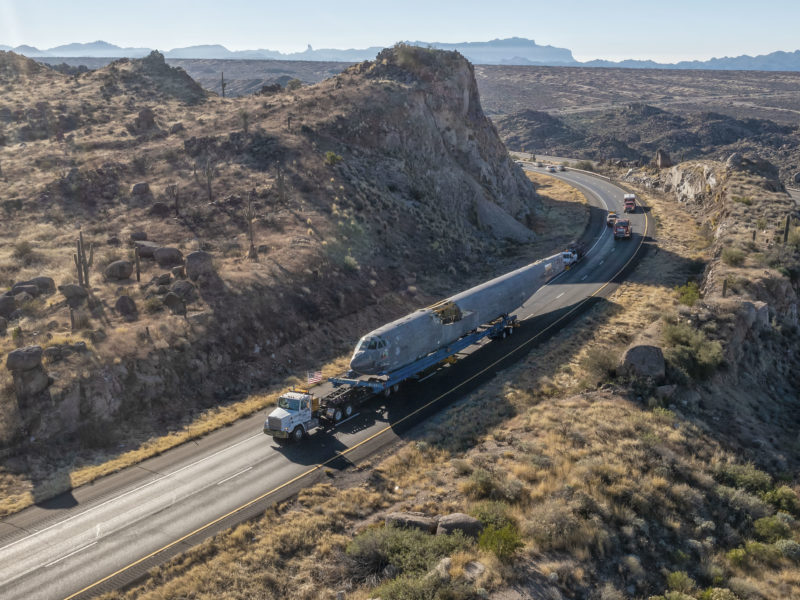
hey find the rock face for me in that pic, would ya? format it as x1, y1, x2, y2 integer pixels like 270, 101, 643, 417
154, 247, 184, 267
104, 260, 134, 280
436, 513, 483, 538
385, 512, 438, 533
6, 346, 50, 403
619, 345, 666, 381
655, 148, 673, 168
185, 251, 214, 281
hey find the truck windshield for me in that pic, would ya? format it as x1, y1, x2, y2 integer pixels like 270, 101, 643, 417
278, 397, 302, 411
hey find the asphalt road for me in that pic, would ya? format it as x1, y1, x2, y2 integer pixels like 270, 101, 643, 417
0, 168, 649, 600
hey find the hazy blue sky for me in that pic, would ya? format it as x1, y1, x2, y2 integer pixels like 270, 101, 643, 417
1, 0, 798, 62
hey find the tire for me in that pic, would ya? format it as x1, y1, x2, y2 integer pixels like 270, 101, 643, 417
333, 408, 343, 422
344, 403, 354, 417
291, 426, 305, 443
507, 327, 513, 336
384, 387, 392, 397
392, 384, 400, 394
500, 329, 507, 340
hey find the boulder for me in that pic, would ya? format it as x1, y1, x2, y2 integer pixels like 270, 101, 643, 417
155, 273, 171, 286
654, 149, 673, 169
134, 240, 160, 258
148, 202, 171, 217
656, 384, 677, 400
162, 292, 186, 315
58, 284, 88, 308
43, 346, 62, 362
794, 172, 800, 184
436, 513, 483, 538
131, 182, 151, 196
462, 560, 486, 583
135, 107, 156, 130
130, 231, 148, 242
0, 316, 7, 335
13, 291, 33, 305
385, 512, 438, 534
170, 279, 197, 301
104, 260, 134, 281
107, 235, 121, 246
11, 284, 39, 298
619, 345, 666, 381
13, 365, 50, 398
115, 295, 137, 319
171, 265, 185, 279
15, 277, 55, 294
154, 247, 184, 268
185, 251, 214, 281
169, 122, 184, 134
6, 345, 43, 371
0, 295, 16, 318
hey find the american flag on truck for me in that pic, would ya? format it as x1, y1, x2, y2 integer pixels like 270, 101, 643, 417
307, 371, 322, 384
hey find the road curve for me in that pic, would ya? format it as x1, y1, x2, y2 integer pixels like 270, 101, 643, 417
0, 169, 649, 600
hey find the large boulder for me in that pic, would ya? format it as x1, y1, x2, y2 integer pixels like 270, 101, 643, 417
436, 513, 483, 538
654, 149, 673, 169
0, 295, 16, 318
131, 182, 151, 196
162, 292, 186, 315
794, 172, 800, 184
6, 346, 43, 371
185, 251, 214, 281
154, 247, 184, 268
58, 284, 88, 307
14, 277, 55, 295
11, 283, 39, 298
130, 231, 148, 242
170, 279, 197, 302
134, 107, 156, 131
134, 240, 160, 258
619, 345, 666, 381
148, 202, 171, 217
104, 260, 134, 281
115, 295, 137, 320
385, 512, 438, 534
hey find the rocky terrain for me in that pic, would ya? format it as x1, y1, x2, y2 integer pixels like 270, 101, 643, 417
105, 155, 800, 599
0, 45, 561, 506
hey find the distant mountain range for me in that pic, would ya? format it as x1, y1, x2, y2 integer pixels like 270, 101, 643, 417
3, 38, 800, 70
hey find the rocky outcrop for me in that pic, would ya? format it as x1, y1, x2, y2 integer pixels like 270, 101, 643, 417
104, 260, 134, 280
185, 251, 214, 281
57, 284, 88, 307
654, 148, 673, 169
115, 295, 137, 320
6, 346, 50, 405
385, 512, 438, 533
619, 345, 666, 381
154, 247, 184, 268
436, 513, 483, 538
0, 295, 16, 318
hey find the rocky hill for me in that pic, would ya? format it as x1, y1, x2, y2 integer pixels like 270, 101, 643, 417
0, 46, 541, 463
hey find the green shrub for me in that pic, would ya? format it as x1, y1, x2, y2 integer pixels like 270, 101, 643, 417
775, 539, 800, 561
732, 196, 752, 205
574, 160, 594, 172
744, 540, 782, 566
346, 525, 471, 582
471, 501, 514, 530
462, 468, 524, 502
11, 240, 40, 266
286, 78, 302, 91
763, 485, 800, 517
666, 570, 695, 593
721, 247, 745, 267
377, 574, 478, 600
144, 297, 163, 313
478, 523, 523, 560
663, 321, 723, 380
714, 463, 772, 494
726, 547, 747, 567
324, 150, 343, 166
343, 252, 359, 271
581, 346, 617, 381
675, 281, 700, 306
753, 515, 791, 542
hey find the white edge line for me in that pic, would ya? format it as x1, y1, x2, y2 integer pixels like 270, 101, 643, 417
45, 542, 97, 568
0, 432, 264, 553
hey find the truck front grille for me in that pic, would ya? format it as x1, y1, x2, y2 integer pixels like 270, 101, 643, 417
268, 416, 283, 431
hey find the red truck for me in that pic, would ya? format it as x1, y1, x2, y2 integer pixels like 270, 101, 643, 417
623, 193, 637, 213
614, 219, 632, 240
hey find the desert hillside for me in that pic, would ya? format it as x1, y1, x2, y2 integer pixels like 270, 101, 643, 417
0, 45, 558, 503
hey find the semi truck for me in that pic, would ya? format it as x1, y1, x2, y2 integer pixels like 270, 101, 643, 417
614, 218, 632, 240
263, 247, 583, 443
623, 194, 637, 213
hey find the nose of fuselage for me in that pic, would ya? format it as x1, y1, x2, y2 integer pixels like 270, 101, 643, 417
349, 351, 376, 375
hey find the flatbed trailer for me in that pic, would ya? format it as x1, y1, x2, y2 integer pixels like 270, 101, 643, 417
263, 314, 518, 442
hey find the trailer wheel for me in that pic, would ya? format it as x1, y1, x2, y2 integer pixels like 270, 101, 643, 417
500, 329, 507, 340
333, 408, 343, 422
344, 403, 354, 417
383, 387, 392, 397
506, 327, 513, 336
392, 384, 400, 394
291, 426, 305, 443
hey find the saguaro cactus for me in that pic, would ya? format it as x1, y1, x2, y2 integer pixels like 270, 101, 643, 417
74, 230, 93, 288
220, 72, 227, 98
245, 189, 258, 261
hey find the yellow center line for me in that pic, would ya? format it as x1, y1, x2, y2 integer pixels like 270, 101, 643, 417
65, 195, 650, 600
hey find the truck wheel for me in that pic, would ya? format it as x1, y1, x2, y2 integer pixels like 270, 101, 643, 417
391, 384, 400, 394
333, 408, 343, 422
344, 403, 354, 417
500, 329, 507, 340
506, 327, 513, 336
291, 426, 305, 443
383, 387, 392, 397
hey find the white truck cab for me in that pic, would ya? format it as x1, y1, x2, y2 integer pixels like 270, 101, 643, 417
264, 391, 319, 442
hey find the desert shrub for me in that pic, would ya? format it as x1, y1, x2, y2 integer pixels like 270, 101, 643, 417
663, 321, 723, 379
743, 540, 782, 566
286, 78, 302, 91
721, 247, 745, 266
675, 281, 700, 306
471, 501, 514, 530
131, 154, 150, 175
462, 468, 524, 503
574, 160, 594, 172
726, 547, 747, 567
452, 459, 472, 476
714, 462, 772, 494
144, 297, 163, 313
377, 574, 478, 600
775, 539, 800, 561
763, 485, 800, 517
324, 150, 343, 166
346, 525, 471, 582
715, 485, 770, 520
698, 589, 739, 600
666, 571, 695, 593
343, 252, 359, 271
732, 196, 752, 205
477, 523, 523, 560
753, 515, 791, 542
581, 347, 617, 382
12, 240, 40, 266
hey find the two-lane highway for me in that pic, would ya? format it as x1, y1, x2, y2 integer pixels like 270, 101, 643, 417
0, 168, 649, 599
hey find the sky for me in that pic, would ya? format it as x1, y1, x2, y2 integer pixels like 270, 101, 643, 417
1, 0, 799, 62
